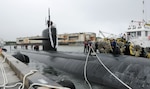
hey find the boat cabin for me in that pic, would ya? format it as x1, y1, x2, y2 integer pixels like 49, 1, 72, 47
126, 20, 150, 48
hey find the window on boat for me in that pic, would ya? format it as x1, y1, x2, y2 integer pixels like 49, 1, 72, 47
145, 31, 148, 36
130, 32, 136, 37
137, 31, 141, 37
127, 32, 136, 40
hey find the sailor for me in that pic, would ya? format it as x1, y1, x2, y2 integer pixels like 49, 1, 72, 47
111, 39, 117, 55
129, 42, 135, 56
47, 20, 50, 27
25, 45, 28, 50
95, 41, 98, 53
140, 47, 146, 57
111, 39, 121, 56
14, 45, 17, 49
84, 40, 88, 53
122, 33, 126, 41
88, 40, 92, 55
124, 42, 130, 55
34, 44, 39, 51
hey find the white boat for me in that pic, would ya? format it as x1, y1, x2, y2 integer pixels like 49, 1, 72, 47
125, 0, 150, 48
126, 20, 150, 48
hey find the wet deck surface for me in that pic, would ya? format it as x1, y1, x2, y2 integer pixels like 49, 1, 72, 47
0, 55, 21, 89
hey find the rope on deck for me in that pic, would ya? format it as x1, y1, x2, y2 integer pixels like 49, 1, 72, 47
84, 45, 132, 89
0, 53, 70, 89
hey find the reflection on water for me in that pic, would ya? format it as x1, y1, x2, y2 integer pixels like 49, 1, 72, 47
4, 45, 113, 89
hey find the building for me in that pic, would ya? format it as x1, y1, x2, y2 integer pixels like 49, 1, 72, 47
16, 36, 42, 45
16, 32, 96, 46
58, 32, 96, 45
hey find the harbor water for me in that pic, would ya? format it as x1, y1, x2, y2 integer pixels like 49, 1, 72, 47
4, 45, 113, 89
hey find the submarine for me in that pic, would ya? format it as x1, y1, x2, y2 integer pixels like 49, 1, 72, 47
13, 10, 150, 89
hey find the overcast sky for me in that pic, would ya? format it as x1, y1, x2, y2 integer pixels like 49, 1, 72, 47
0, 0, 150, 41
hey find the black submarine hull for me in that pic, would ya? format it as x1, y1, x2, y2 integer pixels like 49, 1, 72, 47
18, 50, 150, 89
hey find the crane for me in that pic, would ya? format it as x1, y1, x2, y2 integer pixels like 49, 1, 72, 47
99, 30, 118, 39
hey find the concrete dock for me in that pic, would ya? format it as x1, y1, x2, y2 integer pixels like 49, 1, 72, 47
0, 54, 21, 89
0, 52, 70, 89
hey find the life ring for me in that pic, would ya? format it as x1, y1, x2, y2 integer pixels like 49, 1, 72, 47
148, 36, 150, 40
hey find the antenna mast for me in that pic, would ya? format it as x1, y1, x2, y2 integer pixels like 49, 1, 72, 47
142, 0, 145, 22
47, 8, 50, 27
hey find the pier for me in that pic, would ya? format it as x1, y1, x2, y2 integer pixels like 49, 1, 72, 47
0, 52, 69, 89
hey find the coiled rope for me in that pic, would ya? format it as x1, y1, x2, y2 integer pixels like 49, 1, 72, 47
0, 55, 68, 89
0, 56, 37, 89
0, 56, 22, 89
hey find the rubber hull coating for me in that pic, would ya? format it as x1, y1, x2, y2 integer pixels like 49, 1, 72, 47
20, 51, 150, 89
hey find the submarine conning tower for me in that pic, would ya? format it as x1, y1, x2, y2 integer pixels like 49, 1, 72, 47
42, 22, 57, 51
42, 8, 57, 51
